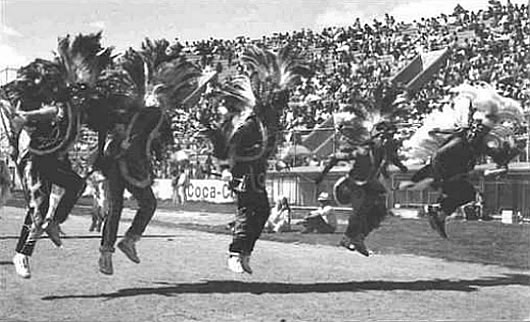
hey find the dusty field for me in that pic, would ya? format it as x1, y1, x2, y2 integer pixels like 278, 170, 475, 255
1, 206, 529, 322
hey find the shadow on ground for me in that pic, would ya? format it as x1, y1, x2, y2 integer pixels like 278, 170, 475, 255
41, 273, 530, 300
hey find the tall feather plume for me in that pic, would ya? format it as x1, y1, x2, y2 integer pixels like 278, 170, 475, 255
333, 111, 372, 151
152, 58, 203, 112
240, 45, 311, 157
242, 46, 311, 100
219, 75, 256, 108
118, 38, 202, 115
402, 83, 525, 163
1, 59, 65, 110
118, 48, 147, 98
140, 38, 180, 79
57, 31, 113, 86
496, 97, 525, 124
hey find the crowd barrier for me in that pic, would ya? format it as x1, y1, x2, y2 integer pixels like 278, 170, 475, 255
185, 179, 235, 203
116, 179, 235, 203
20, 161, 530, 219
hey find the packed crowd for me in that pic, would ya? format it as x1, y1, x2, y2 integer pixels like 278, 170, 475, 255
175, 1, 527, 146
163, 1, 529, 174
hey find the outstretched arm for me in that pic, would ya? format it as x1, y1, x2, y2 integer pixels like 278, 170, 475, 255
16, 105, 61, 123
10, 104, 61, 134
315, 151, 352, 184
429, 127, 466, 136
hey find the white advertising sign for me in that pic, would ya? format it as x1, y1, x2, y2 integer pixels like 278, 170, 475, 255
186, 179, 235, 203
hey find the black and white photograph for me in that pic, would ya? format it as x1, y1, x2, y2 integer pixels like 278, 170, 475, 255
0, 0, 529, 321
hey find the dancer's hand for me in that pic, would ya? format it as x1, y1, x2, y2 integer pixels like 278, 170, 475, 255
11, 112, 27, 133
484, 167, 507, 177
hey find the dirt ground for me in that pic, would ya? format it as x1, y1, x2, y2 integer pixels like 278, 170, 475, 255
1, 206, 529, 322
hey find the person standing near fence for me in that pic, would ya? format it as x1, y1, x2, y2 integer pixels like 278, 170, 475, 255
176, 165, 190, 205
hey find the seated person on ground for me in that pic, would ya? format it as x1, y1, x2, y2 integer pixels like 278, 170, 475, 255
301, 192, 337, 233
264, 196, 292, 233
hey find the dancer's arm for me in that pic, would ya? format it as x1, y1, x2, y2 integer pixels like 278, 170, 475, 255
429, 127, 466, 136
15, 105, 61, 123
315, 151, 352, 184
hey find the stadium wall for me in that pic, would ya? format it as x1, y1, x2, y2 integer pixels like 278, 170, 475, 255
267, 163, 530, 217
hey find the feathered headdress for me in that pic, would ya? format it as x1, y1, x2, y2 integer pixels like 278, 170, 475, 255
0, 32, 114, 157
214, 45, 311, 157
220, 75, 256, 110
1, 32, 113, 113
333, 81, 405, 151
403, 82, 525, 162
56, 31, 114, 87
118, 38, 203, 115
241, 46, 311, 123
2, 59, 65, 111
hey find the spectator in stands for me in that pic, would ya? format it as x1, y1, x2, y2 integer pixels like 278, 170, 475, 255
264, 196, 292, 233
300, 192, 337, 233
163, 0, 529, 171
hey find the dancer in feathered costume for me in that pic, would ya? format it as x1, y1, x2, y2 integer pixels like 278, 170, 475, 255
201, 46, 310, 273
401, 82, 524, 238
315, 83, 409, 256
96, 38, 203, 275
0, 32, 113, 278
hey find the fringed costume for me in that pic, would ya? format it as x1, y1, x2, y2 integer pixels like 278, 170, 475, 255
202, 46, 310, 273
401, 83, 525, 238
316, 85, 408, 256
1, 32, 113, 278
96, 39, 203, 275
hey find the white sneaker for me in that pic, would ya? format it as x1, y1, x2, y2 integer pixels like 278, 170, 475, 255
241, 254, 253, 274
227, 253, 244, 273
13, 253, 31, 279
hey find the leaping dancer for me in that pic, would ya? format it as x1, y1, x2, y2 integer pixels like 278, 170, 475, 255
315, 83, 409, 256
400, 82, 525, 238
201, 46, 311, 273
2, 32, 113, 278
95, 39, 204, 275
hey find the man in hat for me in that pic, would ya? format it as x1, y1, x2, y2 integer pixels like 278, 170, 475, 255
300, 192, 337, 234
